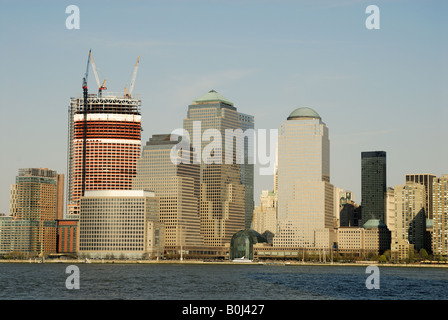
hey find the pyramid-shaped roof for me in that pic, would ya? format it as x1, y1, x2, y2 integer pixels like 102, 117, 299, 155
193, 90, 233, 106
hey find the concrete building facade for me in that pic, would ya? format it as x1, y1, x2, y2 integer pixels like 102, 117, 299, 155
133, 133, 203, 248
7, 168, 62, 255
433, 175, 448, 256
77, 190, 163, 260
274, 107, 335, 249
183, 90, 247, 247
67, 94, 142, 217
251, 190, 277, 243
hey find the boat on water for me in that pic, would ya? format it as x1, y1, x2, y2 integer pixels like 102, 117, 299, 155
232, 256, 253, 263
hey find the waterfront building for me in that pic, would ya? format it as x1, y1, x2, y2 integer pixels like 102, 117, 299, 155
57, 219, 77, 254
230, 229, 267, 260
7, 168, 62, 255
337, 220, 390, 257
183, 90, 248, 247
391, 241, 414, 261
393, 182, 426, 251
432, 175, 448, 256
274, 107, 335, 249
0, 216, 37, 255
67, 92, 142, 217
77, 190, 163, 260
361, 151, 387, 226
133, 133, 203, 248
405, 174, 436, 219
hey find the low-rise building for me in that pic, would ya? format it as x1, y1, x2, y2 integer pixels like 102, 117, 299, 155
77, 190, 164, 260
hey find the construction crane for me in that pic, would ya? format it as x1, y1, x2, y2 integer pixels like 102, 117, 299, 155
81, 49, 91, 198
124, 56, 140, 98
89, 51, 107, 97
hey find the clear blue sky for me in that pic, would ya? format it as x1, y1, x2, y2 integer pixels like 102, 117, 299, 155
0, 0, 447, 214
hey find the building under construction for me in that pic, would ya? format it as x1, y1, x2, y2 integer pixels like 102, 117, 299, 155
66, 52, 142, 217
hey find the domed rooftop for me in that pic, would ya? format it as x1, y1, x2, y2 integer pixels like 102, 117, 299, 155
231, 229, 267, 244
287, 107, 321, 120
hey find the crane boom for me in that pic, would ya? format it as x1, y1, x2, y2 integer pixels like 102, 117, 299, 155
128, 56, 140, 97
89, 51, 107, 97
89, 51, 101, 89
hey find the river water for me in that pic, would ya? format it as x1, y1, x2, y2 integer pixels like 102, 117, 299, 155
0, 263, 447, 300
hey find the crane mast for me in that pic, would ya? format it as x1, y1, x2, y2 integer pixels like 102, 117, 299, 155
81, 49, 91, 198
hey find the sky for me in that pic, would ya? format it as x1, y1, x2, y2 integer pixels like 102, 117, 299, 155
0, 0, 447, 215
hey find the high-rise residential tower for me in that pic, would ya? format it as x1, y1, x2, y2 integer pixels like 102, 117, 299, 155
274, 107, 335, 249
67, 93, 142, 217
9, 168, 63, 255
361, 151, 387, 226
405, 174, 436, 220
433, 175, 448, 256
133, 133, 203, 248
393, 182, 426, 251
183, 90, 248, 246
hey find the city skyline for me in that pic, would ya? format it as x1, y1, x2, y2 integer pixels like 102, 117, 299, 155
1, 0, 447, 214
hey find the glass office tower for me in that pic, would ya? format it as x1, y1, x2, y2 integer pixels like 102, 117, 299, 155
361, 151, 387, 226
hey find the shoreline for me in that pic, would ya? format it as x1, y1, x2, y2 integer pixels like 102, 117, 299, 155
1, 259, 447, 268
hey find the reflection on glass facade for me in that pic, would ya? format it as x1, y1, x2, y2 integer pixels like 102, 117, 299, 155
230, 229, 267, 260
361, 151, 386, 225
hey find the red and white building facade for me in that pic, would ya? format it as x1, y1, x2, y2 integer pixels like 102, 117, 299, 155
67, 93, 142, 217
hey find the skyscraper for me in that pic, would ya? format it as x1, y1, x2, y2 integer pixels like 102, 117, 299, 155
67, 93, 142, 217
433, 175, 448, 256
183, 90, 248, 246
393, 182, 426, 251
405, 174, 436, 219
274, 107, 335, 249
239, 112, 255, 228
9, 168, 63, 255
133, 133, 203, 248
361, 151, 387, 226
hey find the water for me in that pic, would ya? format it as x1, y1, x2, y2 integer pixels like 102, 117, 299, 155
0, 263, 447, 300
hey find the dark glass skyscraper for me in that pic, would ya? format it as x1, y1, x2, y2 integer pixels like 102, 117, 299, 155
361, 151, 386, 226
